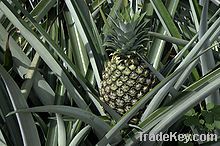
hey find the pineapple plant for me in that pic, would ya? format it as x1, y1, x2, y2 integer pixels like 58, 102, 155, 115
2, 0, 220, 146
99, 6, 157, 122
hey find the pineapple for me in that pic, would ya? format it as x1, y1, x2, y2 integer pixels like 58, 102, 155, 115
100, 7, 157, 122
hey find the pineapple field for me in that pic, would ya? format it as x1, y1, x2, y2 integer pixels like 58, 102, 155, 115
1, 0, 220, 145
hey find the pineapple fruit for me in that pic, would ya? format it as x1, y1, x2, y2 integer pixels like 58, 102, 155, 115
100, 7, 157, 123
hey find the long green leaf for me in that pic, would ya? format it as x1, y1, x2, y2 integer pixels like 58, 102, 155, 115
149, 74, 220, 135
65, 0, 102, 88
148, 0, 179, 69
69, 125, 91, 146
173, 7, 220, 89
9, 0, 99, 97
46, 120, 58, 146
198, 0, 220, 104
125, 106, 171, 145
150, 0, 181, 39
148, 31, 191, 47
0, 65, 41, 146
127, 64, 220, 145
30, 0, 57, 22
63, 11, 89, 76
0, 0, 89, 109
56, 114, 66, 146
0, 24, 55, 105
0, 76, 23, 146
143, 15, 220, 119
7, 105, 111, 139
96, 38, 219, 145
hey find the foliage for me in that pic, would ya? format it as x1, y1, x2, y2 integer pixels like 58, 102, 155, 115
0, 0, 220, 145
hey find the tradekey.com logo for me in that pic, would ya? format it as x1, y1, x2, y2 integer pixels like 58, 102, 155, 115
139, 132, 217, 143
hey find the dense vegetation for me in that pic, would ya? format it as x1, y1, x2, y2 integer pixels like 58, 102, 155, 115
0, 0, 220, 145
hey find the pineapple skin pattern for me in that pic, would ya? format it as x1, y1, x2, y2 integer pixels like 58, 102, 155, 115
100, 54, 156, 116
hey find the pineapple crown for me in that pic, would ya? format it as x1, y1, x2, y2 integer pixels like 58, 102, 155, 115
104, 7, 149, 56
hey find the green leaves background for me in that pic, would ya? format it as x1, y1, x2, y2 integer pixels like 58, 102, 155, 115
0, 0, 220, 145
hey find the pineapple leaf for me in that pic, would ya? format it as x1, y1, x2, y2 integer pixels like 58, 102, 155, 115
7, 105, 112, 139
0, 65, 41, 146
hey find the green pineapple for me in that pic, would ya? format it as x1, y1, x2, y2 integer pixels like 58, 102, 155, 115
100, 7, 157, 122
